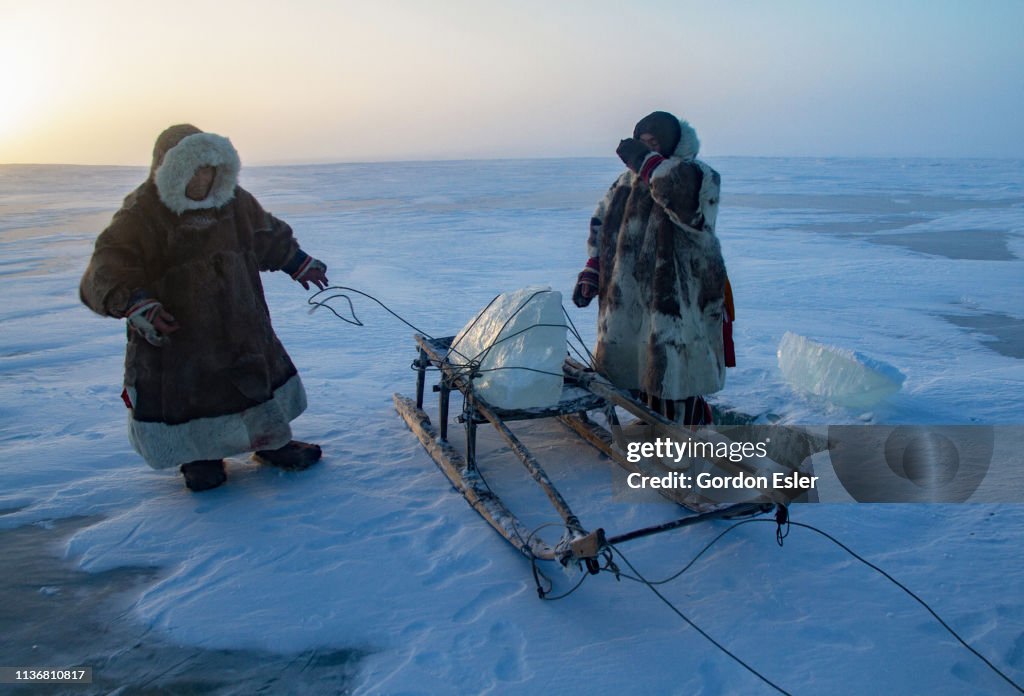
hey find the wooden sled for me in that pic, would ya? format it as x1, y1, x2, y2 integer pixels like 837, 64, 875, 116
394, 335, 813, 572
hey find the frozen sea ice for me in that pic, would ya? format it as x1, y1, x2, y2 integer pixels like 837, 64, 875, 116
777, 332, 906, 409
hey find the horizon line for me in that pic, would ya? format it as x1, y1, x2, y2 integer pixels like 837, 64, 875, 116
2, 153, 1023, 168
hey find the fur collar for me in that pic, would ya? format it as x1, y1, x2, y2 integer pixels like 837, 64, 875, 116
155, 133, 241, 215
674, 120, 700, 160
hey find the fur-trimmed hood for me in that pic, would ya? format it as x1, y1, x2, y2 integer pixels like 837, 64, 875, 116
673, 119, 700, 160
151, 124, 241, 215
632, 112, 700, 160
81, 141, 308, 467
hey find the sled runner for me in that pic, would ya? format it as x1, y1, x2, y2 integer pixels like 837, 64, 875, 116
394, 334, 814, 571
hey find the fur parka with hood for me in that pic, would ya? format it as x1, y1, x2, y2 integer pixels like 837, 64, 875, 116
80, 124, 310, 469
587, 117, 727, 400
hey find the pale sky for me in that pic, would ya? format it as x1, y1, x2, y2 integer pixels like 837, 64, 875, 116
2, 0, 1022, 165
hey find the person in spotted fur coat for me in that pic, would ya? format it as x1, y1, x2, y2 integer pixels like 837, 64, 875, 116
573, 111, 734, 424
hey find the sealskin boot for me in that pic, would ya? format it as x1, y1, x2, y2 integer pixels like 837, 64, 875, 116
180, 459, 227, 492
253, 441, 322, 471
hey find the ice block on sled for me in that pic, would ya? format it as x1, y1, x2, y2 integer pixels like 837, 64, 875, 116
450, 286, 566, 410
777, 331, 905, 409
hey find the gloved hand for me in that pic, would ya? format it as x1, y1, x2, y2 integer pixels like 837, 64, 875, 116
616, 138, 652, 173
126, 299, 179, 347
292, 256, 329, 291
572, 257, 600, 308
617, 138, 665, 183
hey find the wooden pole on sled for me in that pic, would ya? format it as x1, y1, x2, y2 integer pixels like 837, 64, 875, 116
561, 360, 797, 508
464, 391, 586, 536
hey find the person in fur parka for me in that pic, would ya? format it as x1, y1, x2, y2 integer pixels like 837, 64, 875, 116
572, 112, 731, 424
80, 124, 329, 491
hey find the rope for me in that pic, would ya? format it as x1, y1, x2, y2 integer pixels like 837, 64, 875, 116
444, 293, 500, 365
464, 323, 571, 364
602, 517, 767, 587
539, 567, 589, 601
310, 285, 576, 377
599, 514, 1022, 694
608, 541, 791, 695
524, 522, 567, 598
566, 340, 593, 369
521, 521, 595, 601
310, 285, 597, 391
562, 306, 596, 368
775, 504, 790, 546
467, 289, 557, 367
781, 519, 1024, 694
308, 286, 435, 340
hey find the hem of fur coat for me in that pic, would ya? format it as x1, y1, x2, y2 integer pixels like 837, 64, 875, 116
594, 359, 726, 400
155, 132, 241, 215
126, 374, 307, 470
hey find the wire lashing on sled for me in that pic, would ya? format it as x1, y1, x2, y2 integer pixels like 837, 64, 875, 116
308, 285, 598, 379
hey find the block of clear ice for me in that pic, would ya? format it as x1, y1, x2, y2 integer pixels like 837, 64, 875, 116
777, 332, 906, 409
450, 286, 566, 410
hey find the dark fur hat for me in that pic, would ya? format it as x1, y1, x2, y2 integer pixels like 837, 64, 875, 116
633, 111, 683, 157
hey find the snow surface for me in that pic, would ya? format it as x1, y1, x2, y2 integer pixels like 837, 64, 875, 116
1, 158, 1023, 694
777, 331, 906, 409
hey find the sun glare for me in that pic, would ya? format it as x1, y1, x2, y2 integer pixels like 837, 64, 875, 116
0, 9, 55, 161
0, 47, 40, 140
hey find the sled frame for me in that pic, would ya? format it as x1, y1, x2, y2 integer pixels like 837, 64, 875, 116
394, 335, 788, 568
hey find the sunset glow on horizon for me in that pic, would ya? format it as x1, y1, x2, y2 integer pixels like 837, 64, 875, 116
2, 0, 1022, 165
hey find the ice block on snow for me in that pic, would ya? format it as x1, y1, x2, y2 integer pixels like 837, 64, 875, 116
777, 331, 905, 409
450, 286, 566, 410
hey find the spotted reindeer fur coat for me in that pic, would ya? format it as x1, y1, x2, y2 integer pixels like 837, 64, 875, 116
588, 120, 727, 400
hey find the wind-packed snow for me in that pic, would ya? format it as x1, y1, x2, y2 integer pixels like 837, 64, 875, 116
450, 286, 566, 410
1, 158, 1023, 694
777, 331, 907, 409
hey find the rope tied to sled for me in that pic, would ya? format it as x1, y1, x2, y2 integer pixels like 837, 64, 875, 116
548, 508, 1023, 696
308, 285, 598, 381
